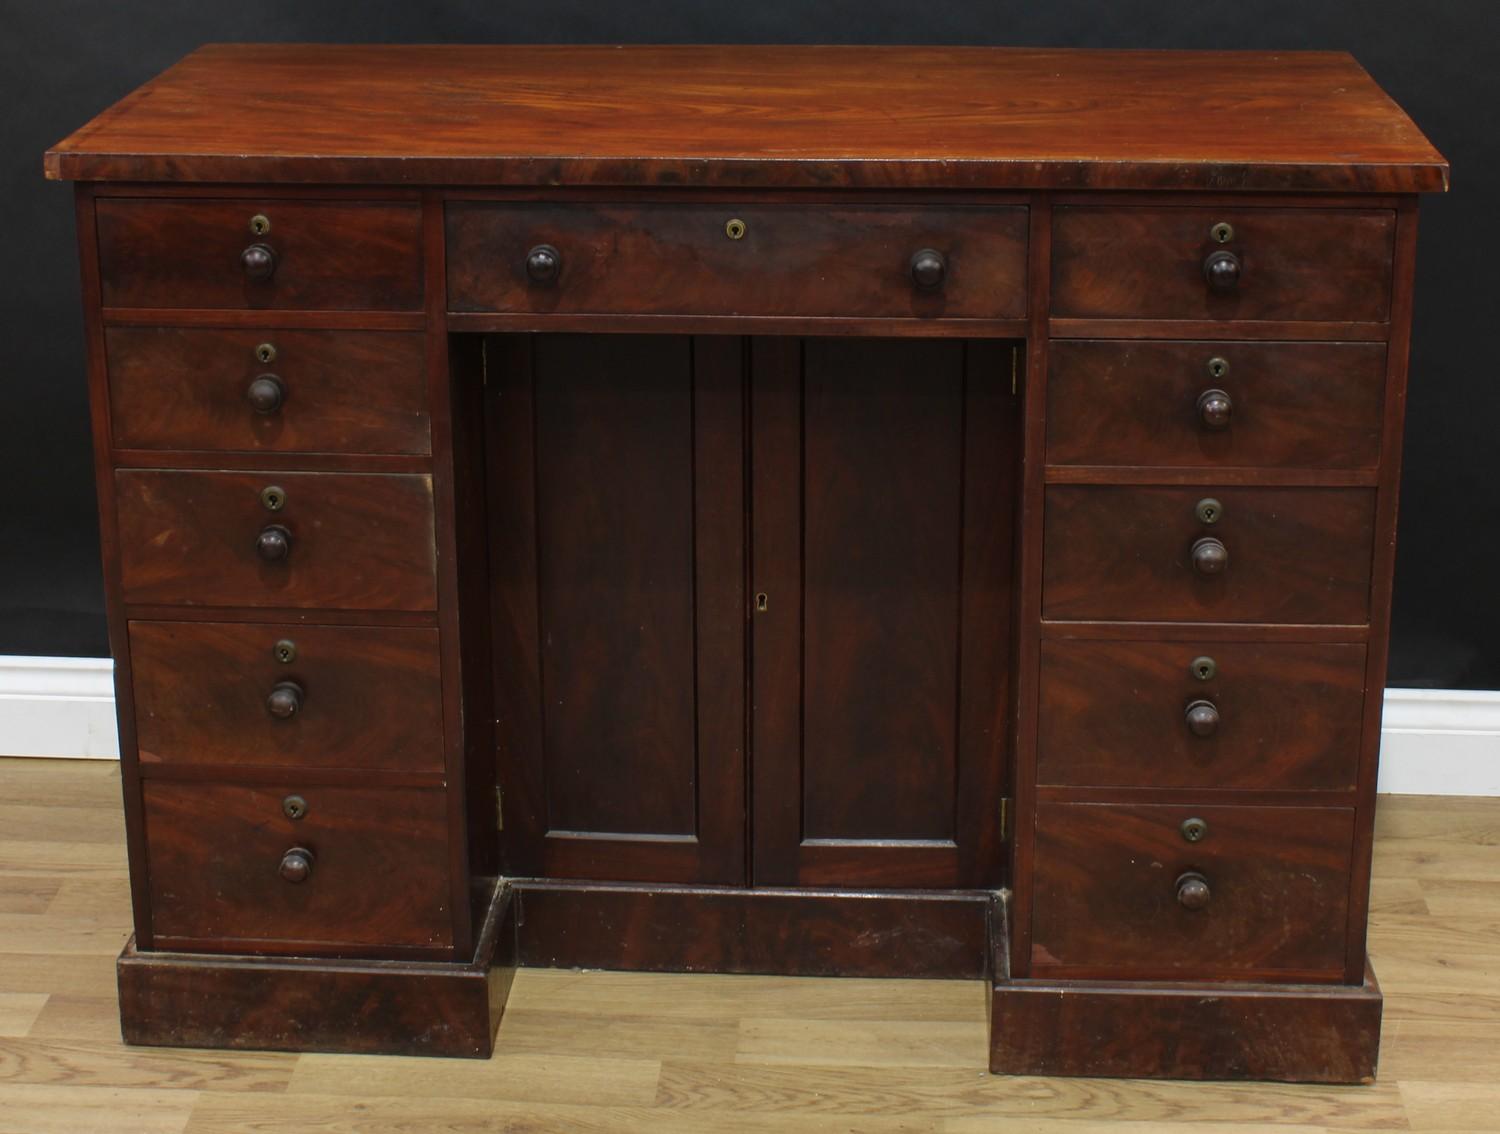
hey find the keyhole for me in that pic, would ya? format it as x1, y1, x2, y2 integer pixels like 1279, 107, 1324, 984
250, 213, 271, 236
1194, 497, 1223, 525
1207, 356, 1229, 380
260, 485, 286, 512
273, 639, 297, 665
256, 342, 277, 364
1190, 655, 1217, 681
755, 592, 769, 613
725, 218, 747, 241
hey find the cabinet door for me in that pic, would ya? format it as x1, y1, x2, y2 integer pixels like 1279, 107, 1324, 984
751, 338, 1016, 888
488, 335, 745, 884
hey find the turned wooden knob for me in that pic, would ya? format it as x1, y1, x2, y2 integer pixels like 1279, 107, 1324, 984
1176, 871, 1211, 910
910, 248, 947, 290
1191, 536, 1228, 577
1203, 249, 1241, 291
255, 524, 291, 562
246, 374, 285, 414
1197, 388, 1233, 429
266, 681, 304, 720
525, 244, 561, 284
1185, 699, 1220, 737
279, 846, 314, 884
241, 242, 277, 282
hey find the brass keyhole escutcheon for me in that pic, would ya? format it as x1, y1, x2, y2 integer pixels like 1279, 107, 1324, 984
250, 213, 272, 237
1195, 497, 1223, 525
256, 342, 277, 364
260, 485, 287, 512
1190, 655, 1217, 682
282, 794, 308, 821
1210, 221, 1234, 244
1181, 817, 1209, 843
725, 218, 747, 241
273, 638, 298, 665
755, 592, 769, 613
1206, 356, 1229, 380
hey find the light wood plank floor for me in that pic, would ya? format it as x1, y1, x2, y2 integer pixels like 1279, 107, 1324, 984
1, 756, 1497, 1132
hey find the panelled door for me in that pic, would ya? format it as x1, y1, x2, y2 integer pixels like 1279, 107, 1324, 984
750, 338, 1016, 888
488, 334, 747, 884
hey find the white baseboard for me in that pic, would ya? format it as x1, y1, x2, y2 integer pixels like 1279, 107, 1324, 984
2, 656, 1498, 795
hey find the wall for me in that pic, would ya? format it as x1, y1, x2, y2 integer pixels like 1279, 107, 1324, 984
1, 1, 1492, 688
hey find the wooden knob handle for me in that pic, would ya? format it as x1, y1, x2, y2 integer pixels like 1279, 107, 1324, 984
525, 244, 561, 284
246, 375, 285, 414
1197, 388, 1232, 429
266, 681, 304, 720
279, 846, 314, 884
255, 524, 291, 562
1176, 871, 1211, 910
1191, 536, 1228, 577
241, 242, 277, 282
910, 248, 947, 290
1185, 699, 1220, 737
1202, 249, 1241, 291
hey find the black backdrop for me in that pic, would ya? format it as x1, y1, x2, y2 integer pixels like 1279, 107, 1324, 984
3, 2, 1492, 686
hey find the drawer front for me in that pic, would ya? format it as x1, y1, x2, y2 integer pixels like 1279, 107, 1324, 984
1032, 802, 1354, 979
96, 198, 423, 310
1042, 486, 1375, 624
1046, 340, 1387, 470
116, 470, 437, 610
130, 621, 443, 773
143, 781, 451, 952
1038, 640, 1367, 790
446, 202, 1028, 319
1051, 207, 1394, 322
107, 328, 430, 455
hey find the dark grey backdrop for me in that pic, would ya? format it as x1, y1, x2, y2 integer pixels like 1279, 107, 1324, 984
2, 2, 1491, 686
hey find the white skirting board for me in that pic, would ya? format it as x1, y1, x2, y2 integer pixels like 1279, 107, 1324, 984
2, 655, 1498, 795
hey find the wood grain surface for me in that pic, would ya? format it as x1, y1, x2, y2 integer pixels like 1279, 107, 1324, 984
2, 757, 1498, 1129
46, 46, 1448, 191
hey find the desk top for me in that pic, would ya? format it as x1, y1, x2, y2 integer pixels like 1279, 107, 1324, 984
46, 44, 1447, 193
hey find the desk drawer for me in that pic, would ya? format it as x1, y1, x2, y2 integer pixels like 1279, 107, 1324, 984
1031, 802, 1353, 980
106, 328, 430, 455
1042, 485, 1375, 624
446, 202, 1028, 319
1046, 340, 1387, 470
116, 470, 437, 610
1052, 207, 1394, 322
1038, 640, 1366, 790
143, 781, 451, 953
130, 621, 443, 773
96, 198, 423, 311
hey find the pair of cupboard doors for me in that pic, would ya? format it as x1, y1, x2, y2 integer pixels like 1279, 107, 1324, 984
488, 333, 1018, 891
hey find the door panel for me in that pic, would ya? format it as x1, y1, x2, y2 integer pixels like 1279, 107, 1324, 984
752, 337, 1016, 888
489, 334, 745, 884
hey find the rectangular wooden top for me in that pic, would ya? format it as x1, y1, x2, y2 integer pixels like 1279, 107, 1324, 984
46, 44, 1448, 192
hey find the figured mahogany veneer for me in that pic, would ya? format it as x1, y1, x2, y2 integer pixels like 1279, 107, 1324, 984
115, 469, 438, 610
1046, 340, 1387, 471
447, 202, 1028, 320
96, 198, 424, 311
142, 781, 452, 954
1031, 802, 1355, 980
1051, 207, 1396, 322
106, 328, 430, 455
129, 621, 444, 773
47, 44, 1447, 1080
1038, 639, 1368, 790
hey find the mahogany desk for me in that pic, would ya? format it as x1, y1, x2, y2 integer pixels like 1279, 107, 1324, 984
46, 45, 1449, 1081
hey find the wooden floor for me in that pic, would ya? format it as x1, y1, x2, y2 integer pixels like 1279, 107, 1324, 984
1, 757, 1497, 1132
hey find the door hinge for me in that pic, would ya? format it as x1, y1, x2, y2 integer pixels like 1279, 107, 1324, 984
495, 783, 504, 832
1010, 345, 1019, 396
999, 797, 1011, 840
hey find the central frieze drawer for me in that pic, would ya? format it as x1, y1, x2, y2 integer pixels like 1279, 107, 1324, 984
129, 621, 444, 773
142, 781, 451, 953
1051, 206, 1394, 322
1031, 802, 1354, 980
115, 470, 437, 610
1042, 485, 1376, 624
445, 202, 1028, 319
